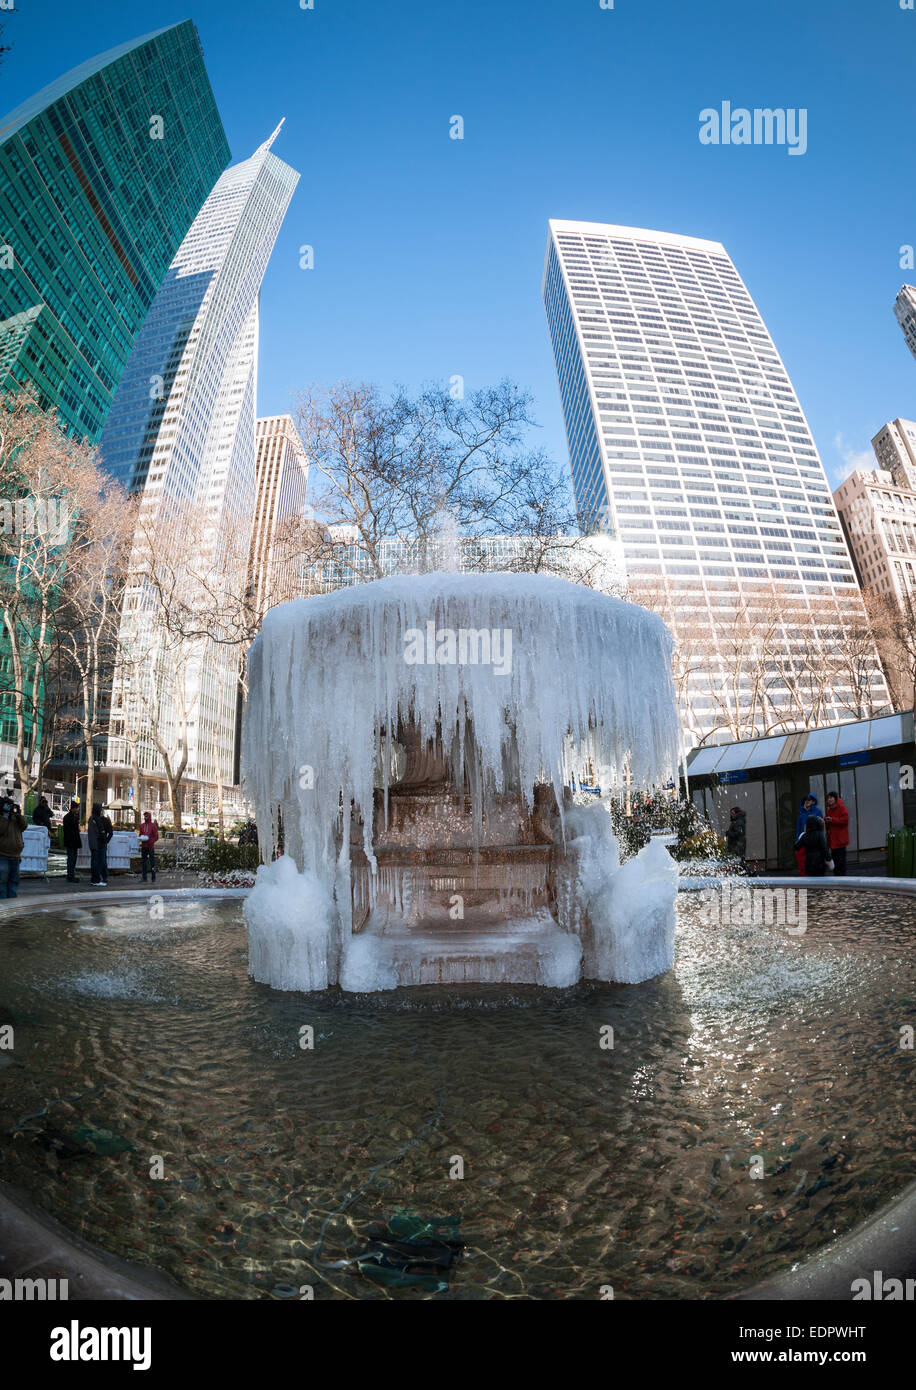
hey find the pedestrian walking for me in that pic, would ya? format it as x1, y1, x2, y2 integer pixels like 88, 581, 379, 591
139, 811, 159, 883
87, 804, 114, 886
62, 801, 82, 882
32, 795, 55, 832
0, 794, 27, 898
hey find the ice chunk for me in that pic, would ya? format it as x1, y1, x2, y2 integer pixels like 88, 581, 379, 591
535, 928, 583, 988
244, 855, 335, 991
338, 931, 400, 993
603, 837, 678, 983
562, 802, 677, 984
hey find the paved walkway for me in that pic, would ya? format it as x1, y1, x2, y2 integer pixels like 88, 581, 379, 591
10, 868, 213, 899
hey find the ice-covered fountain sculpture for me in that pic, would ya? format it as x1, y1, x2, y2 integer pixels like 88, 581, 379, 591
241, 572, 682, 992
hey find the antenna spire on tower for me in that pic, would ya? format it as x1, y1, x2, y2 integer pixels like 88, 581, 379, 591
257, 118, 285, 154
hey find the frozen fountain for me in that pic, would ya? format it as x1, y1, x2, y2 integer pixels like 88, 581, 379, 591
241, 572, 681, 991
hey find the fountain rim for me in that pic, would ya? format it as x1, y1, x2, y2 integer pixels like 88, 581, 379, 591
0, 880, 913, 1301
677, 873, 916, 891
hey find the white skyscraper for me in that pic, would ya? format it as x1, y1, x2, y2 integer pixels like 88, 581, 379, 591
894, 285, 916, 365
871, 418, 916, 491
249, 414, 310, 616
99, 127, 299, 818
833, 420, 916, 604
543, 220, 889, 745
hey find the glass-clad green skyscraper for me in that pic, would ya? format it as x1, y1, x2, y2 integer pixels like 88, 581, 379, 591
0, 21, 230, 440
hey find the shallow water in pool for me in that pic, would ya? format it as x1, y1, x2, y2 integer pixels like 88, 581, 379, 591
0, 889, 913, 1299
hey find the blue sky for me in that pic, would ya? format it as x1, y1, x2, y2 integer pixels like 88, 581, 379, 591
3, 0, 916, 487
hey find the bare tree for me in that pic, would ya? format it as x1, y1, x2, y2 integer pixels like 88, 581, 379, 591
862, 588, 916, 716
106, 507, 218, 833
295, 379, 579, 575
107, 595, 202, 833
0, 388, 131, 799
630, 576, 892, 748
56, 487, 138, 820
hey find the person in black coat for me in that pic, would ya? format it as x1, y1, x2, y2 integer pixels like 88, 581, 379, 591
62, 801, 82, 882
87, 803, 114, 886
798, 814, 831, 876
238, 819, 259, 847
725, 806, 747, 865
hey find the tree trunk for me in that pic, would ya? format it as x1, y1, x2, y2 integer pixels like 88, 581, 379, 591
84, 754, 95, 822
168, 778, 183, 833
130, 740, 142, 831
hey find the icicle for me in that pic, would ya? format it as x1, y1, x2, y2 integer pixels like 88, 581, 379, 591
242, 572, 679, 884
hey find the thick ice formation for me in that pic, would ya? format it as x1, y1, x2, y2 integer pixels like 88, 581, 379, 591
558, 804, 678, 983
241, 572, 681, 992
339, 929, 401, 993
243, 573, 679, 864
245, 855, 335, 991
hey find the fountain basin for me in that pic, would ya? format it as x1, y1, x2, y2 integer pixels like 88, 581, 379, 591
0, 882, 913, 1300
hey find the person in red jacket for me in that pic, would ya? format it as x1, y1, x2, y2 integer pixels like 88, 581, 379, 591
824, 791, 850, 876
139, 811, 160, 883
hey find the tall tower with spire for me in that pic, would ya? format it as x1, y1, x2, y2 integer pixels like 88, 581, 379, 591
98, 130, 299, 816
257, 118, 286, 154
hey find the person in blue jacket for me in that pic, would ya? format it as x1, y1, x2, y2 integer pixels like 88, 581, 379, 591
794, 793, 819, 875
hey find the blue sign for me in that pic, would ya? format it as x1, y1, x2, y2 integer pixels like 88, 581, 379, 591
838, 751, 870, 768
719, 770, 749, 784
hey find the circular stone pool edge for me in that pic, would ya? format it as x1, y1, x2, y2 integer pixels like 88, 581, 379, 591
0, 881, 914, 1302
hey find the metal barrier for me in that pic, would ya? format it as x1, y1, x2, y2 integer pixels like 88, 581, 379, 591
75, 830, 139, 873
174, 834, 206, 870
21, 826, 50, 877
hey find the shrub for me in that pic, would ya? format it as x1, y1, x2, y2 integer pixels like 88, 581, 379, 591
606, 797, 652, 860
202, 839, 261, 874
628, 790, 676, 832
670, 798, 707, 843
605, 794, 721, 863
674, 830, 727, 862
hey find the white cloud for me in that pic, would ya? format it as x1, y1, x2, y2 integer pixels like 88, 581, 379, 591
831, 431, 874, 484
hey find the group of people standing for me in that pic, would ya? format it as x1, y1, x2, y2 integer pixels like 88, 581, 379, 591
60, 802, 116, 885
794, 792, 849, 877
62, 804, 160, 885
0, 795, 160, 897
726, 792, 851, 877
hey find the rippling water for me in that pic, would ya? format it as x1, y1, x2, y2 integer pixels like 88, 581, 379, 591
0, 890, 912, 1299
